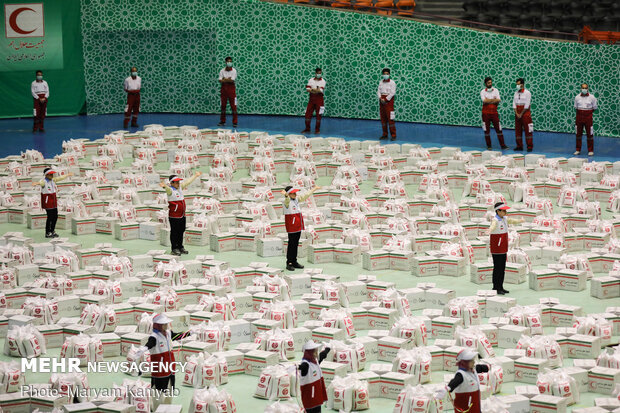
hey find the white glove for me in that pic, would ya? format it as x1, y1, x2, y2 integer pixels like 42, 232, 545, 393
435, 388, 447, 400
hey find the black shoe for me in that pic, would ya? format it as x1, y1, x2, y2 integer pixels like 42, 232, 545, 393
513, 147, 523, 151
131, 123, 138, 128
500, 289, 510, 294
180, 248, 189, 255
301, 129, 311, 133
51, 232, 59, 238
45, 233, 53, 238
292, 262, 304, 269
487, 146, 493, 150
218, 122, 225, 127
527, 148, 533, 152
379, 136, 388, 140
233, 124, 238, 128
171, 249, 182, 256
314, 130, 320, 134
501, 145, 509, 150
286, 264, 295, 271
496, 289, 506, 295
39, 129, 45, 133
33, 128, 38, 133
390, 136, 396, 141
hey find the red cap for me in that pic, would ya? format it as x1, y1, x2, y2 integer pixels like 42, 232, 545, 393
287, 188, 300, 194
495, 202, 510, 211
44, 169, 56, 175
169, 176, 183, 183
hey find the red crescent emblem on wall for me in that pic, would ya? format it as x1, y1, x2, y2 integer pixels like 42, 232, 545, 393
9, 7, 36, 34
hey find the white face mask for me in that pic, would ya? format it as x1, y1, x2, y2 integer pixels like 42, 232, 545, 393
516, 84, 523, 91
581, 88, 588, 95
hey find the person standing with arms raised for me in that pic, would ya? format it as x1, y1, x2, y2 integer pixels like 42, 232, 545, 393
282, 185, 320, 271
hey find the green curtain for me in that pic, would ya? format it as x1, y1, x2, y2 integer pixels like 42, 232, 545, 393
0, 0, 85, 118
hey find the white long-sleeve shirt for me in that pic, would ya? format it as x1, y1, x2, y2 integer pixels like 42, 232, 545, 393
306, 78, 326, 93
31, 80, 49, 99
377, 80, 396, 101
124, 76, 141, 92
574, 93, 598, 111
512, 89, 531, 109
219, 68, 237, 82
480, 87, 501, 103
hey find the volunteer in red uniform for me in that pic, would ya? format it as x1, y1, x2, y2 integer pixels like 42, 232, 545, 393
435, 350, 489, 413
218, 56, 238, 128
299, 340, 331, 413
33, 168, 73, 238
480, 77, 508, 151
377, 68, 397, 141
486, 202, 524, 295
512, 78, 533, 152
123, 67, 141, 129
302, 68, 326, 134
282, 185, 320, 271
573, 83, 598, 156
160, 171, 201, 256
136, 314, 189, 393
31, 70, 49, 133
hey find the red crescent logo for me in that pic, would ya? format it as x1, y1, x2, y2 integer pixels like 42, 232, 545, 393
9, 7, 37, 35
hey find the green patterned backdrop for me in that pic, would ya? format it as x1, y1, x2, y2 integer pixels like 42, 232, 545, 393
80, 0, 620, 137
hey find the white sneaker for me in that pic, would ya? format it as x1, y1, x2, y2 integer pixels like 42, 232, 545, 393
573, 151, 580, 156
588, 151, 594, 156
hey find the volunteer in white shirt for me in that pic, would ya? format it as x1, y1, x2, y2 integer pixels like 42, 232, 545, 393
218, 56, 238, 128
136, 314, 189, 407
435, 350, 489, 413
123, 67, 142, 129
31, 70, 49, 133
302, 68, 326, 135
299, 340, 330, 413
159, 172, 201, 256
480, 77, 507, 151
377, 68, 397, 141
574, 83, 598, 156
282, 185, 320, 271
33, 167, 73, 238
512, 78, 534, 152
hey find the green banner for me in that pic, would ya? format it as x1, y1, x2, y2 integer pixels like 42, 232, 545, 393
0, 0, 84, 118
0, 2, 63, 71
80, 0, 620, 137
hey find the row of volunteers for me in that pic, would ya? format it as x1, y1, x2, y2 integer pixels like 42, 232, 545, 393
30, 62, 599, 154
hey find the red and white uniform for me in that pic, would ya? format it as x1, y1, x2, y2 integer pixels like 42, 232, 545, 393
219, 67, 238, 124
480, 87, 505, 147
123, 75, 142, 125
489, 215, 508, 254
299, 358, 328, 409
513, 88, 533, 150
377, 79, 397, 138
283, 197, 304, 233
167, 187, 186, 218
453, 369, 481, 413
574, 93, 598, 153
148, 330, 175, 378
305, 77, 326, 131
41, 178, 57, 210
31, 80, 49, 130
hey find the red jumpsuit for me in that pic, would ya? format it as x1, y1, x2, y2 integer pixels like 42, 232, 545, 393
513, 88, 533, 151
377, 79, 397, 139
574, 93, 598, 153
219, 67, 238, 125
480, 87, 506, 148
31, 80, 49, 131
123, 75, 141, 127
305, 77, 326, 133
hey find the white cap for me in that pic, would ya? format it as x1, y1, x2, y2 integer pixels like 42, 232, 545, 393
456, 349, 478, 362
153, 314, 172, 324
302, 340, 321, 351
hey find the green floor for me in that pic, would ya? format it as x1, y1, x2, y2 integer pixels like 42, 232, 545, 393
1, 154, 618, 412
